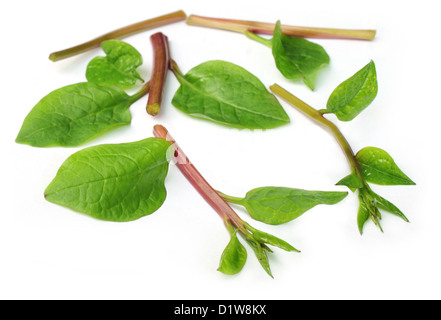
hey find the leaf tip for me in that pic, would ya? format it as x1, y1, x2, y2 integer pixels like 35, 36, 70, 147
15, 135, 23, 144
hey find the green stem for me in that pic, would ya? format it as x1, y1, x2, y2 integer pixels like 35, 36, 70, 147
129, 81, 150, 103
186, 14, 376, 40
244, 31, 272, 48
216, 191, 245, 205
169, 59, 184, 79
270, 83, 364, 182
49, 10, 186, 61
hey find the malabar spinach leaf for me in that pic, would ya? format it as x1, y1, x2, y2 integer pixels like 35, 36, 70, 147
357, 193, 370, 234
244, 237, 273, 278
250, 227, 299, 252
371, 191, 408, 222
86, 40, 143, 89
357, 186, 409, 234
326, 60, 378, 121
171, 60, 290, 129
15, 82, 137, 147
336, 172, 364, 192
226, 187, 347, 225
218, 230, 247, 275
271, 21, 330, 90
44, 138, 171, 222
356, 147, 415, 185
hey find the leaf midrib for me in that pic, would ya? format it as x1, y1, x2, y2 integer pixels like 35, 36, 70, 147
177, 74, 287, 123
19, 97, 130, 141
45, 158, 168, 197
358, 162, 412, 184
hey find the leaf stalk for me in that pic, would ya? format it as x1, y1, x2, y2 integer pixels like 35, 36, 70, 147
216, 191, 245, 205
129, 80, 151, 103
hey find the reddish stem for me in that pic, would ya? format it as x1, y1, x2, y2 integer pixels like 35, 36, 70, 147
153, 125, 246, 232
146, 33, 170, 116
49, 10, 186, 61
187, 14, 376, 41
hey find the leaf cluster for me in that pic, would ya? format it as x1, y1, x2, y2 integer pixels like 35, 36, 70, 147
308, 61, 414, 233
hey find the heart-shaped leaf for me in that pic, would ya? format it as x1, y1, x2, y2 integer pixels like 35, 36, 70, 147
16, 82, 137, 147
172, 60, 290, 129
44, 138, 171, 222
326, 60, 378, 121
271, 21, 330, 90
86, 40, 143, 89
356, 147, 415, 185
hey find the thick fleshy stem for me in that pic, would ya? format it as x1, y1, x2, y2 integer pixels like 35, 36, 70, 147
49, 10, 186, 61
187, 14, 376, 41
270, 84, 385, 232
154, 125, 300, 276
153, 125, 247, 234
146, 33, 170, 116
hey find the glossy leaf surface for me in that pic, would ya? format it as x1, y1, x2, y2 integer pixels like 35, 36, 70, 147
251, 228, 299, 252
233, 187, 348, 225
172, 60, 290, 129
44, 138, 171, 222
356, 147, 415, 185
371, 191, 408, 222
272, 21, 330, 90
357, 193, 370, 234
218, 230, 247, 275
16, 82, 134, 147
326, 60, 378, 121
86, 40, 143, 89
336, 172, 364, 192
245, 238, 273, 278
357, 187, 409, 234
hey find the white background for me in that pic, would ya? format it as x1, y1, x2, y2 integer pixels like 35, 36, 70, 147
1, 0, 439, 300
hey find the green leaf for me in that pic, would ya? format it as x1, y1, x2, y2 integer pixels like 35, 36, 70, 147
44, 138, 171, 222
271, 21, 330, 90
356, 147, 415, 185
218, 230, 247, 275
171, 60, 290, 129
234, 187, 348, 225
16, 82, 135, 147
371, 191, 409, 222
357, 193, 370, 234
245, 238, 273, 278
86, 40, 143, 89
326, 60, 378, 121
250, 228, 299, 252
336, 173, 364, 192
